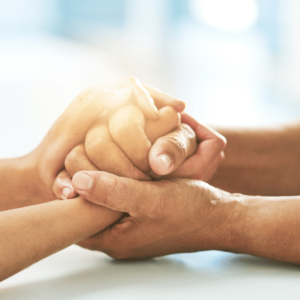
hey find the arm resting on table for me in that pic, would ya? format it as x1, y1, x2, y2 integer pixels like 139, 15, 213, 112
0, 197, 121, 281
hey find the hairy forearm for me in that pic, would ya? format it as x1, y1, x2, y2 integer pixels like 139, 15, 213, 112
209, 124, 300, 196
0, 197, 122, 281
226, 193, 300, 264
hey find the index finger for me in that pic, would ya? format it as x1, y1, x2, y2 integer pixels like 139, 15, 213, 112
100, 77, 160, 120
143, 83, 186, 113
181, 113, 226, 142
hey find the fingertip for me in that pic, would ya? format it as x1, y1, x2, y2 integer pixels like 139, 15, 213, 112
149, 153, 173, 175
62, 187, 77, 199
174, 100, 186, 112
62, 187, 71, 200
72, 171, 94, 192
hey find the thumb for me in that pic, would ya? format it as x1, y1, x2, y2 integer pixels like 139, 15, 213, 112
72, 171, 152, 216
149, 124, 197, 176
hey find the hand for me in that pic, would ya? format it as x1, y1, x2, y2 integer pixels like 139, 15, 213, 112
53, 104, 197, 199
24, 77, 184, 204
70, 170, 235, 259
53, 110, 226, 199
159, 113, 227, 181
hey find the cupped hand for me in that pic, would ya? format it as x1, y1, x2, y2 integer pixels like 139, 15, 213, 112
70, 170, 235, 259
53, 105, 227, 200
25, 77, 185, 204
155, 113, 227, 181
53, 104, 198, 199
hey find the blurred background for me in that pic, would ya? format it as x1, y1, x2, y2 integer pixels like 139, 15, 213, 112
1, 0, 300, 158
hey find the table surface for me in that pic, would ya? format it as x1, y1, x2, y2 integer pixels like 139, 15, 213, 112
1, 32, 300, 300
1, 246, 300, 300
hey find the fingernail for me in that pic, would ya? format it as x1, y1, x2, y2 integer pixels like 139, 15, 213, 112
74, 172, 93, 191
158, 154, 172, 170
62, 187, 71, 200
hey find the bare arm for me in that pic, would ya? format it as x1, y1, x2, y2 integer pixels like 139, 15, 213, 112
0, 196, 121, 281
209, 124, 300, 196
231, 193, 300, 264
0, 157, 49, 212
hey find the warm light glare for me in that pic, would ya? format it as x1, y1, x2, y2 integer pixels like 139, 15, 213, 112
189, 0, 259, 32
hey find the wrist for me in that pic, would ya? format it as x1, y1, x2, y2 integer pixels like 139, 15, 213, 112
0, 156, 32, 210
210, 190, 247, 253
224, 194, 300, 264
12, 155, 39, 202
219, 193, 268, 256
0, 154, 53, 211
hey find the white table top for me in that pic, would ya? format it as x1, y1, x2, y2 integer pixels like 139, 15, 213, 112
1, 246, 300, 299
1, 31, 300, 299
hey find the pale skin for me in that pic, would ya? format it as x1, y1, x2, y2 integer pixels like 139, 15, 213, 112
0, 78, 225, 281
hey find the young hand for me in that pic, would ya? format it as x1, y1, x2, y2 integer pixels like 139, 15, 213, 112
18, 78, 185, 206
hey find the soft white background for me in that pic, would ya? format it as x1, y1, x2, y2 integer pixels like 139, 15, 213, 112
1, 0, 300, 298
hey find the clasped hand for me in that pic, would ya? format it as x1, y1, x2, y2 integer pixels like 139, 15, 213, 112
35, 77, 226, 259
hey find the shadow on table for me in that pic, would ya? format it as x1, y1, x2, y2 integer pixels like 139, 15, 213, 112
1, 252, 299, 300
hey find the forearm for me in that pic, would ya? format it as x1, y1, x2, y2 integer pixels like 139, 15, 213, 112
0, 154, 56, 211
0, 197, 122, 281
209, 124, 300, 196
0, 156, 36, 211
226, 193, 300, 264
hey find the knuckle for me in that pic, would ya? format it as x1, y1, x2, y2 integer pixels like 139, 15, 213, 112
111, 119, 132, 139
86, 138, 111, 160
76, 89, 92, 103
164, 136, 186, 160
181, 124, 195, 138
65, 145, 84, 171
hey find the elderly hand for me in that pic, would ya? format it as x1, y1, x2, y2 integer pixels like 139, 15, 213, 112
70, 170, 236, 259
50, 82, 227, 258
